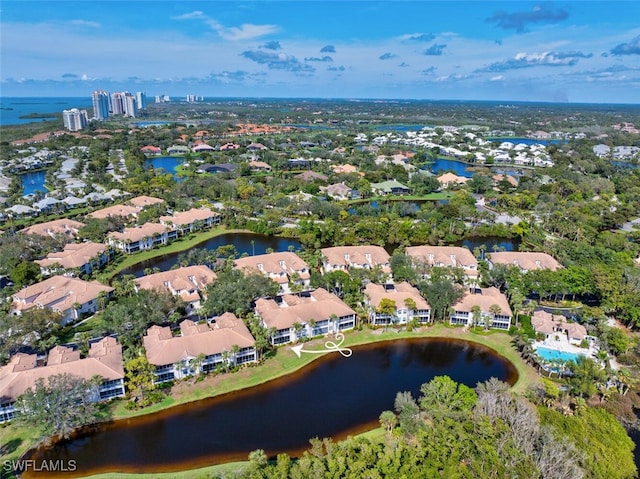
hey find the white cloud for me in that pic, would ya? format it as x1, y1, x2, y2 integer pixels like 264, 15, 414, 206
490, 75, 505, 81
69, 19, 100, 28
172, 11, 205, 20
173, 11, 278, 41
216, 23, 279, 41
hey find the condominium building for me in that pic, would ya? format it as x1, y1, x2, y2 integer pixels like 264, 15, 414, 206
0, 337, 125, 422
364, 282, 430, 325
92, 90, 110, 120
135, 91, 147, 110
62, 108, 89, 131
134, 265, 217, 314
487, 252, 562, 273
256, 288, 356, 345
321, 245, 391, 277
110, 92, 125, 115
11, 276, 114, 325
144, 314, 257, 383
234, 251, 310, 294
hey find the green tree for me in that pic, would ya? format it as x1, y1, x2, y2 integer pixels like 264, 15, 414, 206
471, 305, 482, 329
419, 375, 477, 418
420, 279, 464, 322
124, 355, 157, 406
9, 260, 41, 288
203, 269, 279, 316
16, 373, 106, 441
376, 298, 397, 324
379, 410, 397, 436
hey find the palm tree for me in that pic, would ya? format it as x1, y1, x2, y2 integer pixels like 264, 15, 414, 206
230, 344, 240, 367
308, 318, 317, 336
221, 350, 231, 373
471, 305, 482, 330
329, 313, 339, 333
293, 321, 304, 341
488, 304, 502, 331
191, 352, 206, 376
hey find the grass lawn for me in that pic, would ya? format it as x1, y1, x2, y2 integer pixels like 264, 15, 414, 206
98, 226, 249, 283
2, 324, 539, 478
62, 462, 248, 479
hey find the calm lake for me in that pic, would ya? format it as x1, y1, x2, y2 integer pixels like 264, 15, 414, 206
120, 232, 302, 277
148, 156, 182, 177
25, 338, 517, 477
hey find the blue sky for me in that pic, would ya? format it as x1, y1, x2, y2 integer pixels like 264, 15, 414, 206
1, 1, 639, 103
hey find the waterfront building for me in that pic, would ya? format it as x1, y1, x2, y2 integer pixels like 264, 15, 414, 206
143, 314, 256, 383
370, 180, 411, 195
321, 245, 391, 277
107, 223, 172, 254
256, 288, 356, 345
449, 287, 512, 330
134, 265, 217, 314
124, 93, 137, 117
405, 245, 478, 284
487, 252, 562, 272
62, 108, 88, 131
110, 92, 125, 115
234, 251, 310, 294
158, 207, 221, 234
0, 337, 125, 422
135, 91, 147, 110
364, 282, 430, 325
91, 90, 110, 120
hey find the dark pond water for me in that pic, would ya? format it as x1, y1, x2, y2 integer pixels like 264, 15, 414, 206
20, 170, 48, 195
455, 235, 520, 253
26, 338, 517, 477
120, 232, 302, 278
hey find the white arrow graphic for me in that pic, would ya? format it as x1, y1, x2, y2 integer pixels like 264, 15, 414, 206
291, 332, 353, 358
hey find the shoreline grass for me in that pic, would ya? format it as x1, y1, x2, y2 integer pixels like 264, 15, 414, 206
2, 324, 539, 478
98, 226, 251, 282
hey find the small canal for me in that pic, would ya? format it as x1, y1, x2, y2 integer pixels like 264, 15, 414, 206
25, 338, 517, 477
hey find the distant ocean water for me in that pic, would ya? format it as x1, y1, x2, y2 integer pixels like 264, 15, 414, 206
0, 97, 91, 126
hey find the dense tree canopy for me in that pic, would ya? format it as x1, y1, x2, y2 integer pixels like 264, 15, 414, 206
203, 269, 280, 316
16, 373, 107, 441
233, 377, 635, 479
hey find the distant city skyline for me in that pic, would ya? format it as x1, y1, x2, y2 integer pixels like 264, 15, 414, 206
1, 1, 639, 104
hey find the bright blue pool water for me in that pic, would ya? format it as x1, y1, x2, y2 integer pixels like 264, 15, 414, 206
535, 347, 585, 363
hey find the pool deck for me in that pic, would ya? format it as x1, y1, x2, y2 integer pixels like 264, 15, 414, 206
533, 334, 596, 361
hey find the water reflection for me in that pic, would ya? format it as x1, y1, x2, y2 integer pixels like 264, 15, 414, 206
26, 338, 517, 477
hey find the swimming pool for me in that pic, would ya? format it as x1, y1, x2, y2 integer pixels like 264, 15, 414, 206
535, 347, 587, 363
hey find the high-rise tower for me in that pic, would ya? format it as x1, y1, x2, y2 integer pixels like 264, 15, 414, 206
91, 90, 110, 120
63, 108, 89, 131
135, 92, 147, 110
